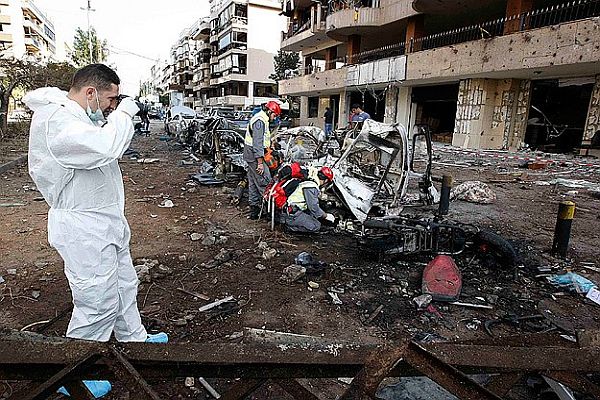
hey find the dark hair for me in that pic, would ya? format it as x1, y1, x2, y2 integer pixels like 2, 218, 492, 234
71, 64, 120, 91
351, 103, 362, 109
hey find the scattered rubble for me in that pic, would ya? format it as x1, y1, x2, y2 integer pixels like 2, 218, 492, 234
255, 263, 266, 271
450, 181, 496, 204
280, 265, 306, 284
158, 199, 174, 208
203, 248, 234, 269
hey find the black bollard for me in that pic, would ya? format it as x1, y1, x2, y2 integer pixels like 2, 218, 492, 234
552, 201, 575, 258
438, 175, 453, 216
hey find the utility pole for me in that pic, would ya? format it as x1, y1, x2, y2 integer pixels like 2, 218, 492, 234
81, 0, 95, 63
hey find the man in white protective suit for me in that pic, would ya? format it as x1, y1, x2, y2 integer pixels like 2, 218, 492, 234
24, 64, 166, 348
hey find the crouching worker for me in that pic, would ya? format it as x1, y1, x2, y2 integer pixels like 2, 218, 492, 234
281, 166, 336, 233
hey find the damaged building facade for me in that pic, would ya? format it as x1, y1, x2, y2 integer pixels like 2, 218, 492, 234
149, 0, 286, 110
278, 0, 600, 152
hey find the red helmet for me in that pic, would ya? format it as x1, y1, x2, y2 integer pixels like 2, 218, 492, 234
264, 100, 282, 116
318, 166, 334, 182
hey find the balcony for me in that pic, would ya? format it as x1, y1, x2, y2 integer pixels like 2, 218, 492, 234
0, 33, 13, 43
24, 36, 42, 51
191, 20, 210, 40
406, 15, 600, 84
325, 0, 417, 41
279, 67, 347, 96
207, 95, 246, 107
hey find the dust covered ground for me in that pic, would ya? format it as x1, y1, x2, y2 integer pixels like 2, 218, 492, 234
1, 120, 600, 399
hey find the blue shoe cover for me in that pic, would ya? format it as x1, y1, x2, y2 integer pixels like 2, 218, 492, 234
58, 380, 112, 398
146, 332, 169, 343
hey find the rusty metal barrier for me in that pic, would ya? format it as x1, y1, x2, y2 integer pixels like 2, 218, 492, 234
1, 330, 600, 399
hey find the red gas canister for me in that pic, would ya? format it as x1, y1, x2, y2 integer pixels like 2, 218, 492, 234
422, 255, 462, 302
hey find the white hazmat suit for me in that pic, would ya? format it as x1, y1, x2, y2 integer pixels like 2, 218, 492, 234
24, 87, 147, 342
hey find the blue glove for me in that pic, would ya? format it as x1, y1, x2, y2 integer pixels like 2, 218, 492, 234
58, 381, 112, 398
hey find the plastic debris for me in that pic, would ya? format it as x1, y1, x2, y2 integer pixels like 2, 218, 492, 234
413, 294, 432, 309
329, 292, 343, 305
547, 272, 596, 294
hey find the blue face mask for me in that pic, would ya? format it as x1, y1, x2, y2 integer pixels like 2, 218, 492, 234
86, 88, 105, 123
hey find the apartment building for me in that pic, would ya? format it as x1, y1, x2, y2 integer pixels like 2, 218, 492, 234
156, 0, 286, 110
280, 0, 600, 152
0, 0, 58, 61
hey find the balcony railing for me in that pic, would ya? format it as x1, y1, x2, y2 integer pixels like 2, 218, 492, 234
217, 41, 247, 56
328, 0, 380, 14
283, 19, 310, 40
294, 0, 599, 77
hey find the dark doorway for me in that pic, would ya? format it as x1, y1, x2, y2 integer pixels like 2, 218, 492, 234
349, 90, 386, 122
329, 94, 340, 127
412, 84, 459, 143
525, 79, 593, 153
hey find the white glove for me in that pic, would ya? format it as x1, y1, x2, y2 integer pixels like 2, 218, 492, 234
324, 213, 335, 223
117, 97, 140, 118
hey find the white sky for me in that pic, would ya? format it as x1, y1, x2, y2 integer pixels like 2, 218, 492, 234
35, 0, 210, 95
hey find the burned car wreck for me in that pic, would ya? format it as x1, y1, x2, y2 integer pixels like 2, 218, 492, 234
275, 120, 517, 266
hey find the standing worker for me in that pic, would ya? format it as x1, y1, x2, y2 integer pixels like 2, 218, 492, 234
24, 65, 167, 397
281, 166, 336, 233
244, 100, 281, 219
323, 106, 333, 138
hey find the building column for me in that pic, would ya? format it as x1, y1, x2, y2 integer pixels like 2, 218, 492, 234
300, 96, 309, 125
248, 81, 254, 105
383, 86, 398, 124
396, 86, 414, 133
405, 15, 425, 53
504, 0, 534, 34
339, 90, 349, 125
347, 35, 361, 64
453, 78, 532, 150
584, 75, 600, 142
325, 46, 337, 71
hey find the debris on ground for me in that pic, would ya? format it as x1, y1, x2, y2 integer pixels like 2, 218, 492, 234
280, 265, 306, 284
308, 281, 319, 289
137, 158, 160, 164
204, 249, 233, 269
198, 296, 235, 312
255, 263, 266, 271
546, 272, 596, 294
262, 248, 277, 260
190, 232, 202, 241
413, 294, 433, 309
158, 199, 174, 208
450, 181, 496, 204
329, 292, 343, 305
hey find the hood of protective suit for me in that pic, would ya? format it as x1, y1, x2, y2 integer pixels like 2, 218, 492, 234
23, 87, 69, 112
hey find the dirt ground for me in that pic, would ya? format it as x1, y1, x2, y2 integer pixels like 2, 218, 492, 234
1, 120, 600, 399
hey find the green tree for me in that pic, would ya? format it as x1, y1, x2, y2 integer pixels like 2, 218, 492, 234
269, 50, 300, 81
72, 27, 108, 67
0, 58, 77, 139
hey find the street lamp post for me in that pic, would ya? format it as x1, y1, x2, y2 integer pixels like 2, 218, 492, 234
81, 0, 95, 63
